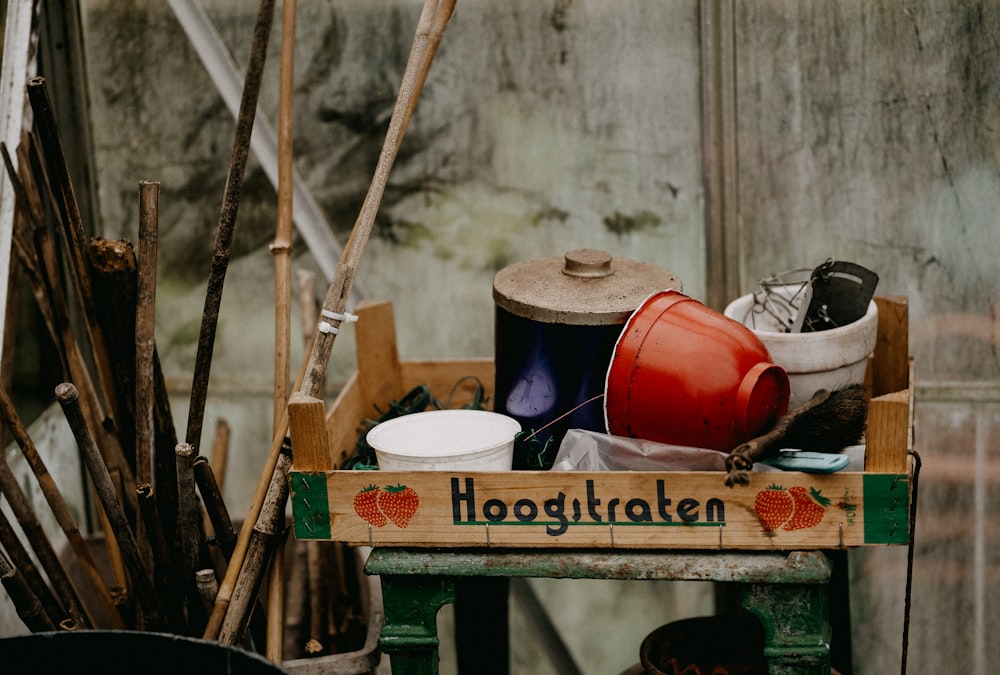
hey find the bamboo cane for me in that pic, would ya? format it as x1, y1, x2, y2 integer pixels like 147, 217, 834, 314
55, 382, 162, 630
0, 456, 92, 628
0, 282, 124, 629
25, 77, 125, 445
266, 527, 289, 663
0, 549, 56, 632
265, 2, 298, 653
295, 266, 335, 655
175, 442, 202, 581
0, 503, 73, 630
193, 455, 236, 559
210, 418, 231, 491
185, 0, 276, 455
88, 237, 181, 565
217, 443, 293, 645
200, 419, 231, 544
204, 0, 458, 642
271, 0, 297, 434
17, 130, 143, 527
136, 181, 159, 487
195, 568, 219, 616
95, 476, 131, 618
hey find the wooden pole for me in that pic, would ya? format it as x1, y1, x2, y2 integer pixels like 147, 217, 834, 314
55, 382, 162, 630
203, 0, 458, 642
185, 0, 276, 454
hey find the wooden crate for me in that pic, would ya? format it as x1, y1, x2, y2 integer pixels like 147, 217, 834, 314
289, 297, 914, 551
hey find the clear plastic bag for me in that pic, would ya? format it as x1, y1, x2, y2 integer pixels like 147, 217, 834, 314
550, 428, 730, 472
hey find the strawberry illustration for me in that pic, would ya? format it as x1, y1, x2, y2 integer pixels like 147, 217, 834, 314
754, 485, 795, 532
353, 485, 387, 527
783, 486, 831, 531
378, 484, 420, 528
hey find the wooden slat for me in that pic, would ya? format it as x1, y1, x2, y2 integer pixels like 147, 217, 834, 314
354, 299, 404, 414
290, 469, 911, 550
325, 370, 366, 465
400, 357, 495, 407
872, 296, 909, 397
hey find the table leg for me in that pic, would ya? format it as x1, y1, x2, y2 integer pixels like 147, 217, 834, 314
378, 574, 457, 675
742, 582, 831, 675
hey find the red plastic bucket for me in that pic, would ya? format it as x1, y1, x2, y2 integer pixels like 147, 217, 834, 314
604, 290, 789, 451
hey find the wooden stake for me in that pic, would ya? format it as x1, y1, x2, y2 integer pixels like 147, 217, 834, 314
55, 382, 161, 630
203, 0, 457, 640
185, 0, 276, 454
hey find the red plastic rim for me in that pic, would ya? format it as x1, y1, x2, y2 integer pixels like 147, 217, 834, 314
736, 362, 790, 439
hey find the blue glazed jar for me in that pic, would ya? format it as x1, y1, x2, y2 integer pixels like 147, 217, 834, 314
492, 249, 681, 469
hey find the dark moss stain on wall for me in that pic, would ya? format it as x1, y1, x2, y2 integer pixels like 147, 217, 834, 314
602, 210, 662, 236
532, 206, 569, 226
375, 215, 432, 247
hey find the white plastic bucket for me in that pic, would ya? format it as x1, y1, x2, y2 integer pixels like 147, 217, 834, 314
366, 409, 522, 471
724, 289, 879, 409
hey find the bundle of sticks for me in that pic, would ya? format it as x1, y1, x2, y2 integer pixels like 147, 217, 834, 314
0, 0, 457, 662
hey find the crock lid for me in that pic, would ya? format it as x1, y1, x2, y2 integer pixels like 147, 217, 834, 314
492, 249, 682, 325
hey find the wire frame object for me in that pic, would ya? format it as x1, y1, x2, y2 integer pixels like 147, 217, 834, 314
740, 267, 815, 333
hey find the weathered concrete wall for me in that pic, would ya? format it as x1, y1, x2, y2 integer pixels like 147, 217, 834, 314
79, 0, 704, 400
734, 0, 1000, 382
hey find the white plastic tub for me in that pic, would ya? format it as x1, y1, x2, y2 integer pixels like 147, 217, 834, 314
724, 289, 879, 409
366, 409, 522, 471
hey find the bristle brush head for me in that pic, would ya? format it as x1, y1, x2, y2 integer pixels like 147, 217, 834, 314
782, 384, 868, 452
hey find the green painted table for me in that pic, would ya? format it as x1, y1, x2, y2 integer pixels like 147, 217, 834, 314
364, 548, 833, 674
